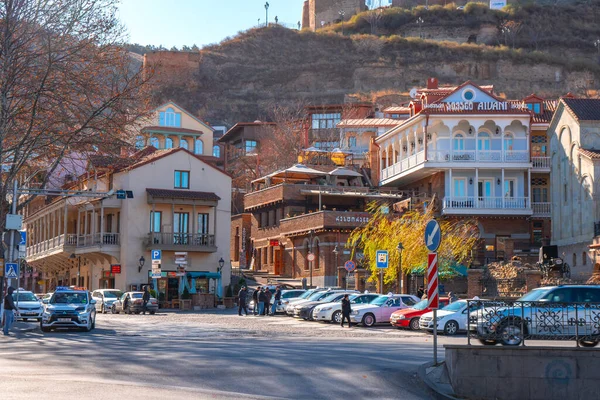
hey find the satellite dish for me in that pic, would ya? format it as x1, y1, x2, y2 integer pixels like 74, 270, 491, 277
409, 88, 418, 99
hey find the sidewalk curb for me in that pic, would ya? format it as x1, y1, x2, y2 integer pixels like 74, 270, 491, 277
417, 361, 462, 400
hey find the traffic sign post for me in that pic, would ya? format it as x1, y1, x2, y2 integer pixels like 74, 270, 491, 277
376, 250, 388, 294
424, 220, 442, 365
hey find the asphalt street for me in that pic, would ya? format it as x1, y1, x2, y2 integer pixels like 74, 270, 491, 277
0, 310, 574, 400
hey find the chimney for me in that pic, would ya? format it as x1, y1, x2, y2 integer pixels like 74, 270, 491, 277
427, 77, 438, 90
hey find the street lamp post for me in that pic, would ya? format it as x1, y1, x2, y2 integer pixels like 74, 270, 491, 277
339, 10, 345, 35
502, 26, 511, 47
397, 242, 404, 293
416, 17, 424, 39
138, 256, 145, 273
217, 257, 225, 299
264, 2, 269, 27
309, 230, 314, 288
332, 245, 339, 287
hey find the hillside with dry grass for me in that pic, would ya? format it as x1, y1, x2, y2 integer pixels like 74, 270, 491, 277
147, 4, 600, 125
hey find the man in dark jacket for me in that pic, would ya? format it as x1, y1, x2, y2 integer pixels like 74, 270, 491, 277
3, 287, 18, 336
238, 286, 248, 316
271, 287, 282, 316
341, 294, 352, 328
252, 287, 260, 315
142, 285, 151, 315
258, 288, 267, 316
264, 288, 272, 316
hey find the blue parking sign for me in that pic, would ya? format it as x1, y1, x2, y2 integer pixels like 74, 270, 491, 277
19, 231, 26, 246
376, 250, 388, 269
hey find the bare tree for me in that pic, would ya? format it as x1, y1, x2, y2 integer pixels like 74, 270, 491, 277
364, 1, 384, 35
0, 0, 151, 221
525, 14, 550, 51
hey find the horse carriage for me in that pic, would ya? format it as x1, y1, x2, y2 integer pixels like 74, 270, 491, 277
536, 245, 571, 279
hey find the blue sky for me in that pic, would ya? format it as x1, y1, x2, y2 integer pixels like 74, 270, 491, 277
117, 0, 306, 48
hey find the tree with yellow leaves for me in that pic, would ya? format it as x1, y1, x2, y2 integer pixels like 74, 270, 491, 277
347, 200, 479, 292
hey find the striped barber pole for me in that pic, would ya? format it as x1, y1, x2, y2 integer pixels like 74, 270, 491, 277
427, 252, 439, 309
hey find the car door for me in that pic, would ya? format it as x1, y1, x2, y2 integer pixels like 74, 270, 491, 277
572, 288, 600, 337
380, 298, 403, 322
533, 288, 574, 336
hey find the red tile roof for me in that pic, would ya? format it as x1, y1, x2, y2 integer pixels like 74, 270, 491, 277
579, 148, 600, 160
337, 118, 400, 128
146, 188, 221, 201
383, 106, 411, 113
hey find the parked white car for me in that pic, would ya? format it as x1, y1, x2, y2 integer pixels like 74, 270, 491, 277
350, 294, 420, 327
13, 290, 43, 321
419, 299, 477, 335
285, 289, 335, 315
91, 289, 124, 314
313, 293, 380, 323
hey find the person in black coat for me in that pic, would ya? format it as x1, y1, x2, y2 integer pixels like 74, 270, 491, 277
258, 288, 267, 316
142, 285, 151, 315
271, 287, 282, 316
264, 288, 272, 316
341, 294, 352, 328
238, 287, 248, 316
252, 287, 260, 315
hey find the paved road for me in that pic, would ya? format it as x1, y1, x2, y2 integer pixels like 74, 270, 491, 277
0, 310, 577, 399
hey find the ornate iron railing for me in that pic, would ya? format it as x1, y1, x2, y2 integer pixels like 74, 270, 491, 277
467, 299, 600, 347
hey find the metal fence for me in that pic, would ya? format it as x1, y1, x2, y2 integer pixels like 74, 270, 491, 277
467, 299, 600, 347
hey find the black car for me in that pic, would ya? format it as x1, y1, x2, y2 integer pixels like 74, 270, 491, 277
295, 291, 358, 320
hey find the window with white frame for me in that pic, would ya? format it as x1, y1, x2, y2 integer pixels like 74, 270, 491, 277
504, 179, 515, 197
213, 145, 220, 157
194, 139, 203, 155
453, 134, 465, 151
245, 140, 257, 153
311, 113, 341, 130
149, 137, 159, 148
504, 133, 514, 151
165, 138, 173, 149
348, 136, 357, 148
180, 138, 188, 149
453, 178, 466, 198
159, 107, 181, 127
477, 132, 490, 151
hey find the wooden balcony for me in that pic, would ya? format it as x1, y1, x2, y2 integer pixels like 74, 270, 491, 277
146, 232, 217, 252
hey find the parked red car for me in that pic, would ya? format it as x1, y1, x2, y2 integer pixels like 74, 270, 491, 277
390, 297, 450, 330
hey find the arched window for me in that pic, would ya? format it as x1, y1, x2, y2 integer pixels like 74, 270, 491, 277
477, 132, 490, 151
135, 135, 144, 150
179, 138, 188, 149
159, 107, 181, 127
213, 145, 220, 158
149, 137, 159, 148
194, 139, 203, 155
504, 133, 514, 151
573, 253, 577, 267
583, 252, 587, 266
165, 138, 173, 149
453, 134, 465, 151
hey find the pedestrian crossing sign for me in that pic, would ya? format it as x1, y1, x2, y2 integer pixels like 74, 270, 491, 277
5, 262, 18, 278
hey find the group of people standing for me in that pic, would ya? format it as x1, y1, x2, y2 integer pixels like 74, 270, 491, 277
237, 286, 281, 316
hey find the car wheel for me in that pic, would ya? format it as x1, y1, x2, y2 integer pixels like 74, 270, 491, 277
332, 311, 342, 324
102, 304, 106, 314
499, 322, 523, 346
91, 314, 96, 329
444, 320, 459, 336
83, 316, 93, 332
409, 318, 420, 331
578, 340, 599, 348
112, 305, 118, 314
150, 311, 156, 315
478, 339, 498, 346
23, 318, 28, 322
362, 313, 376, 327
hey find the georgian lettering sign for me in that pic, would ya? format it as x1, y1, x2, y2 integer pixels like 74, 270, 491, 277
335, 215, 370, 224
425, 101, 528, 112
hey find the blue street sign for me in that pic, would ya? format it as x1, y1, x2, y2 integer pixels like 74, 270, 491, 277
151, 249, 162, 261
344, 260, 356, 272
5, 262, 19, 278
376, 250, 388, 269
19, 231, 26, 246
425, 219, 441, 252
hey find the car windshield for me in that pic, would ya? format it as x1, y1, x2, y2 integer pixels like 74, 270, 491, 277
412, 299, 429, 311
131, 293, 144, 299
370, 296, 390, 306
307, 291, 326, 301
518, 288, 550, 301
103, 291, 123, 299
321, 293, 343, 303
441, 300, 467, 312
13, 292, 38, 302
298, 291, 314, 299
51, 292, 88, 304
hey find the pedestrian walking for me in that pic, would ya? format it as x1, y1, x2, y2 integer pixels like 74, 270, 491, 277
340, 294, 352, 328
142, 285, 150, 315
417, 286, 424, 299
3, 287, 18, 336
258, 287, 267, 316
264, 288, 272, 316
271, 286, 282, 316
238, 286, 248, 316
448, 291, 458, 304
252, 286, 260, 315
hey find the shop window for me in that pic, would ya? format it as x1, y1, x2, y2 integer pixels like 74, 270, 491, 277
174, 170, 190, 189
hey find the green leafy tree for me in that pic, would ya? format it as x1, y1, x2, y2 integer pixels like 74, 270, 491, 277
347, 201, 478, 290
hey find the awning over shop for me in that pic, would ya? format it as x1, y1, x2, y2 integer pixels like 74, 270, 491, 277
187, 271, 221, 279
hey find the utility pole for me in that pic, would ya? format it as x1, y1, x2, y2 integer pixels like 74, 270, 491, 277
417, 17, 424, 39
265, 2, 269, 27
339, 10, 345, 35
595, 39, 600, 64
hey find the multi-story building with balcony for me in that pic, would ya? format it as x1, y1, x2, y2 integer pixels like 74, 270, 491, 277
373, 80, 554, 263
24, 147, 231, 301
243, 163, 407, 287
